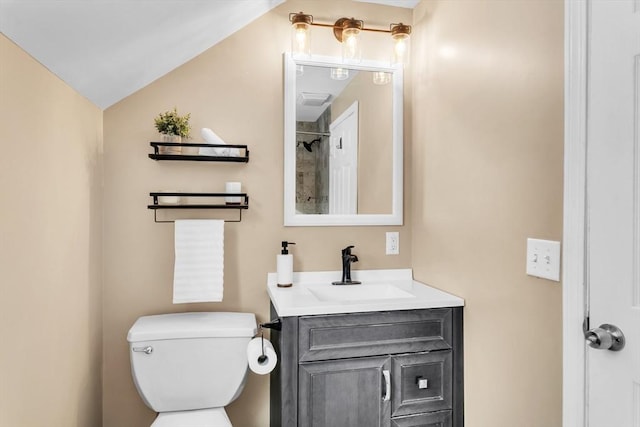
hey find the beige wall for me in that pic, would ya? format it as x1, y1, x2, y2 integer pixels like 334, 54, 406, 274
411, 1, 564, 427
0, 34, 103, 426
102, 1, 412, 426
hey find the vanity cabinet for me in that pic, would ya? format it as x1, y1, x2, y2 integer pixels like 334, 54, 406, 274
270, 304, 463, 427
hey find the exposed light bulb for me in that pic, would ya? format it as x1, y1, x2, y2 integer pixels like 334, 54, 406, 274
340, 19, 362, 63
346, 33, 358, 48
392, 35, 409, 65
395, 38, 407, 56
342, 30, 360, 62
292, 25, 310, 57
295, 28, 308, 49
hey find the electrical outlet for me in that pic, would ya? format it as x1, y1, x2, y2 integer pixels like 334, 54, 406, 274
386, 232, 399, 255
526, 238, 561, 281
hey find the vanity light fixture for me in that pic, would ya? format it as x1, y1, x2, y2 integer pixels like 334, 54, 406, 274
391, 23, 411, 65
289, 12, 412, 65
290, 12, 312, 57
372, 71, 391, 85
330, 67, 350, 81
336, 17, 363, 63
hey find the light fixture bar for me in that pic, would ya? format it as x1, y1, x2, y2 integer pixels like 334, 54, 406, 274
289, 12, 412, 65
290, 13, 411, 39
309, 20, 395, 37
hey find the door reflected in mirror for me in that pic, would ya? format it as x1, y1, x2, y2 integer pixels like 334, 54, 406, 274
284, 54, 403, 226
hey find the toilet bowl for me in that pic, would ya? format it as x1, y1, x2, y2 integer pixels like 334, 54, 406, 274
127, 312, 257, 427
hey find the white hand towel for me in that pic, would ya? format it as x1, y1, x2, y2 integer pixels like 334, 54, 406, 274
173, 220, 224, 304
200, 127, 241, 157
200, 128, 230, 156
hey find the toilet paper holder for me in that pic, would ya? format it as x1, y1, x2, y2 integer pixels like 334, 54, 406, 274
255, 319, 281, 364
259, 318, 282, 332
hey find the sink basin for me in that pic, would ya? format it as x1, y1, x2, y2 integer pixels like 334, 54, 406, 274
267, 269, 465, 316
307, 284, 415, 302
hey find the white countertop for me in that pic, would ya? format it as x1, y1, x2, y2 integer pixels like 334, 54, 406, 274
267, 269, 464, 317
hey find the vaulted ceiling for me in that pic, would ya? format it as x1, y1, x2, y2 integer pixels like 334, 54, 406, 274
0, 0, 418, 109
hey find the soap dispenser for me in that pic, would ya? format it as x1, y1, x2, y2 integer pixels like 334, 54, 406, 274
277, 241, 296, 288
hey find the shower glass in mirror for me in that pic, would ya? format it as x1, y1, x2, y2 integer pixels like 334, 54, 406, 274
283, 53, 403, 226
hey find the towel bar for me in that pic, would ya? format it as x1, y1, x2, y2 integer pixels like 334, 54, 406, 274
148, 192, 249, 223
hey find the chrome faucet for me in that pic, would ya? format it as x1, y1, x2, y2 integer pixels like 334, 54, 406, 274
332, 246, 362, 285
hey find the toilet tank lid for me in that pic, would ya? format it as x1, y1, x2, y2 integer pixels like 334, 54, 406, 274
127, 312, 257, 342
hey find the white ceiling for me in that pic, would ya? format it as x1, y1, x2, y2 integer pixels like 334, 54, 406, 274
297, 65, 357, 122
0, 0, 417, 110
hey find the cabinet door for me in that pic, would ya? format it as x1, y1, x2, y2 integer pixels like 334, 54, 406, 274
299, 356, 391, 427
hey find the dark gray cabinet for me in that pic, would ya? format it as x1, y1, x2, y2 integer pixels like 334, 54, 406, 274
270, 305, 463, 427
299, 357, 391, 427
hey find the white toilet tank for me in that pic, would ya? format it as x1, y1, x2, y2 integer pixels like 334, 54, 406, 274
127, 312, 257, 413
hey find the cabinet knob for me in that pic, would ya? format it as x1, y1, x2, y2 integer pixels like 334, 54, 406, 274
416, 376, 429, 389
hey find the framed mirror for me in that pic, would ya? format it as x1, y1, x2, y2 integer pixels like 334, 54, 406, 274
283, 53, 403, 226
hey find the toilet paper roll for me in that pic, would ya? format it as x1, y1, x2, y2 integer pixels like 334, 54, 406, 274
247, 337, 277, 375
225, 181, 241, 204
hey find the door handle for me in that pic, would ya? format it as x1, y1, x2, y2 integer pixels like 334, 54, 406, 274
584, 323, 625, 351
382, 370, 391, 401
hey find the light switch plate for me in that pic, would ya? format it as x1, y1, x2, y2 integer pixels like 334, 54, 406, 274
526, 238, 561, 281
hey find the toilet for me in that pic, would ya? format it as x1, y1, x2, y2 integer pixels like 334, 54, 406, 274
127, 312, 257, 427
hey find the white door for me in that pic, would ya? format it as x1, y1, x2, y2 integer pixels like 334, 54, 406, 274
329, 101, 358, 215
585, 1, 640, 425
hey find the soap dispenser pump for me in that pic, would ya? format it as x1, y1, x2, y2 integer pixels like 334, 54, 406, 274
277, 241, 296, 288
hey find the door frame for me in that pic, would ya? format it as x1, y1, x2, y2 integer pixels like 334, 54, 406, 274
563, 0, 588, 426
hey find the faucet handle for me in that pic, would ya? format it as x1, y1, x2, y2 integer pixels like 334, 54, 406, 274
342, 245, 355, 254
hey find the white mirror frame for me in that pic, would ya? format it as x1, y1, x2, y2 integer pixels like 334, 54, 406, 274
283, 53, 404, 226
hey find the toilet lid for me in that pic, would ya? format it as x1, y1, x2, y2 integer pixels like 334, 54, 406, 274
128, 312, 257, 342
151, 408, 232, 427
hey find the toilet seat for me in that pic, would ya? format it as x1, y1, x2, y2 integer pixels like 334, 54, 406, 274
151, 408, 232, 427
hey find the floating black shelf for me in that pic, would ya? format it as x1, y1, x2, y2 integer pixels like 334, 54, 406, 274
148, 192, 249, 223
149, 142, 249, 163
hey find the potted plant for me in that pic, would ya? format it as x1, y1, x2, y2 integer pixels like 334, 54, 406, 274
154, 107, 191, 154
